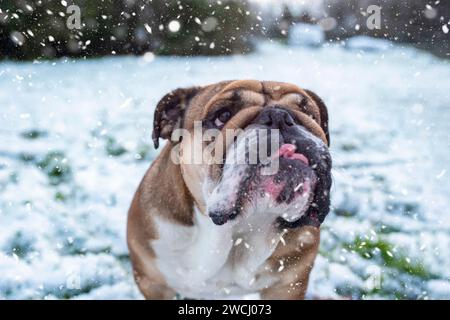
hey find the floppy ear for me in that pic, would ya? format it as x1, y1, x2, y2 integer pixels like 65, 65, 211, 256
152, 87, 201, 149
304, 89, 330, 146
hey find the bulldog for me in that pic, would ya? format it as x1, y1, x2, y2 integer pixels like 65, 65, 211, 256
127, 80, 332, 300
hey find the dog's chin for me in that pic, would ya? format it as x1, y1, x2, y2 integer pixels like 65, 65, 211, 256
208, 144, 318, 226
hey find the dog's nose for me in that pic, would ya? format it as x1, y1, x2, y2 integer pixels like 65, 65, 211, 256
255, 108, 295, 129
209, 212, 228, 225
209, 210, 237, 225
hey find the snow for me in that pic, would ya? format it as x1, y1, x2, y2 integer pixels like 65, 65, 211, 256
288, 23, 325, 47
427, 280, 450, 299
443, 25, 449, 34
345, 36, 393, 52
0, 40, 449, 299
168, 20, 181, 33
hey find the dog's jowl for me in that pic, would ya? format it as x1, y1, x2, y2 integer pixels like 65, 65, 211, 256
127, 80, 332, 299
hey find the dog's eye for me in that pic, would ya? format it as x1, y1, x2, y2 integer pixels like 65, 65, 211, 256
214, 109, 231, 128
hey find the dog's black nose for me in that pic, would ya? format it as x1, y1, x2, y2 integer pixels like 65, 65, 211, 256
209, 210, 238, 225
256, 108, 295, 129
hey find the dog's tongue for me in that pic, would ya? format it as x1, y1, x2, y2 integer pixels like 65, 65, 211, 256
277, 144, 309, 165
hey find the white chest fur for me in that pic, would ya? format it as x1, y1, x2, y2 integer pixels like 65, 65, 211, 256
151, 207, 284, 299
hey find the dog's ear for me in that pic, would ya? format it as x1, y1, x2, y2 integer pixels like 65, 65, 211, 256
304, 89, 330, 146
152, 87, 201, 149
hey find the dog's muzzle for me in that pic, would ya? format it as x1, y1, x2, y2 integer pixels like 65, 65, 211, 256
206, 107, 332, 228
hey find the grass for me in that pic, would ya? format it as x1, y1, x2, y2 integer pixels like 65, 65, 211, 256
340, 143, 358, 152
9, 171, 19, 184
54, 191, 67, 202
385, 201, 420, 216
345, 237, 433, 279
333, 207, 357, 217
37, 151, 72, 185
105, 137, 127, 157
5, 231, 34, 259
376, 224, 403, 234
135, 143, 152, 161
17, 150, 72, 185
18, 152, 36, 163
20, 129, 47, 140
58, 281, 102, 300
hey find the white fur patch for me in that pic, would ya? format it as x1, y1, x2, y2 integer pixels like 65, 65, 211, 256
151, 126, 317, 299
151, 207, 280, 299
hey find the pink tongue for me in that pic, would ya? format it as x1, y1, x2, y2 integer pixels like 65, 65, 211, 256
278, 144, 309, 165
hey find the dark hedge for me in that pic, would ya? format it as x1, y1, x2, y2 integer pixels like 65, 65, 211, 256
0, 0, 257, 60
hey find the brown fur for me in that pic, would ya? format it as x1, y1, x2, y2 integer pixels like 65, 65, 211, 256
127, 80, 328, 299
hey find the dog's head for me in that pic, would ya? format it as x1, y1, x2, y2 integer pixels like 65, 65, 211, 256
152, 80, 331, 229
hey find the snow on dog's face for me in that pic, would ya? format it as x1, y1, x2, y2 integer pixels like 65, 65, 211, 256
152, 80, 332, 228
204, 114, 331, 228
198, 81, 331, 228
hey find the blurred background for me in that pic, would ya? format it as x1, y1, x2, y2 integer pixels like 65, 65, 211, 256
1, 0, 449, 59
0, 0, 449, 299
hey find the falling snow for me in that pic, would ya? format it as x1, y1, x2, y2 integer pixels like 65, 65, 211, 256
0, 0, 449, 300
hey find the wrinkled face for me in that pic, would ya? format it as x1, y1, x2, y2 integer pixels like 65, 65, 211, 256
170, 80, 332, 229
205, 122, 331, 228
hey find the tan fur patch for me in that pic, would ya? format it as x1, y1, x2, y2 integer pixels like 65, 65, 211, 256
127, 80, 329, 300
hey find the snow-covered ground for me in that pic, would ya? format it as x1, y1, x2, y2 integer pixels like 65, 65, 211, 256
0, 40, 449, 299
